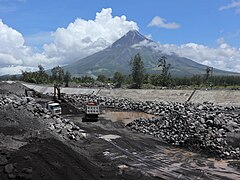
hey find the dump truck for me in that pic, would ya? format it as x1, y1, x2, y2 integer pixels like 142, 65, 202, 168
82, 102, 100, 122
47, 102, 62, 115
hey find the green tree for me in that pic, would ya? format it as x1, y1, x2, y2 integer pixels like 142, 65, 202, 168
97, 75, 107, 83
205, 66, 213, 87
21, 70, 37, 83
150, 74, 161, 86
81, 76, 94, 83
36, 65, 48, 83
143, 73, 150, 84
63, 71, 71, 87
191, 75, 202, 86
113, 72, 125, 88
51, 66, 64, 83
130, 53, 145, 89
158, 56, 171, 87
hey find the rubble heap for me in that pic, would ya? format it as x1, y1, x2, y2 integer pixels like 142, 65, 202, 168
65, 94, 240, 158
0, 94, 85, 141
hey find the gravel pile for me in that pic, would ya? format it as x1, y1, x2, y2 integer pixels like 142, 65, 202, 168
65, 94, 240, 158
0, 94, 85, 141
0, 82, 26, 96
48, 118, 86, 141
1, 160, 32, 180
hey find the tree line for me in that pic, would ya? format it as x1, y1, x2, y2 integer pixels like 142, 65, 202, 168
21, 65, 71, 87
2, 53, 240, 89
127, 53, 240, 88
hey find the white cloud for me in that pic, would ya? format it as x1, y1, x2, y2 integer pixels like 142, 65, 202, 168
43, 8, 138, 64
0, 65, 37, 75
132, 39, 240, 73
0, 19, 26, 67
0, 8, 240, 75
148, 16, 180, 29
0, 8, 138, 75
145, 34, 152, 40
219, 1, 240, 14
0, 19, 57, 75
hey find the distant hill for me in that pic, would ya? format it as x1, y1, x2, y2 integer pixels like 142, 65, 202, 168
64, 30, 239, 77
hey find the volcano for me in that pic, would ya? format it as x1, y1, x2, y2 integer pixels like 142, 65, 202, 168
64, 30, 239, 77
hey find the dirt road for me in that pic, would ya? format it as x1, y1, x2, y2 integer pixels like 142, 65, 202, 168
66, 114, 240, 180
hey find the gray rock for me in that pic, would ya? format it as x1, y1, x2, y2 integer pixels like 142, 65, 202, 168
48, 124, 55, 130
0, 155, 8, 165
65, 93, 240, 158
22, 167, 32, 174
55, 118, 62, 124
61, 128, 68, 135
4, 163, 14, 174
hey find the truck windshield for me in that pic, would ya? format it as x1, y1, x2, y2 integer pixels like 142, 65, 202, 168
52, 105, 60, 108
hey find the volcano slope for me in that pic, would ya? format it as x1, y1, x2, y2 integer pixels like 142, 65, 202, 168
0, 82, 240, 180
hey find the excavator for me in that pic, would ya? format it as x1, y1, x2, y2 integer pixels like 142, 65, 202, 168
25, 88, 41, 98
46, 84, 62, 115
51, 84, 100, 120
53, 84, 62, 101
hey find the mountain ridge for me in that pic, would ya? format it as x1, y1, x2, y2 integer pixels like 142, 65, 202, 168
64, 30, 239, 77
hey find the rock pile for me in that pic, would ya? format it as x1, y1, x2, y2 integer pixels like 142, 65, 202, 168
0, 95, 45, 117
65, 94, 240, 158
0, 149, 33, 179
3, 163, 32, 180
0, 94, 85, 141
48, 117, 86, 141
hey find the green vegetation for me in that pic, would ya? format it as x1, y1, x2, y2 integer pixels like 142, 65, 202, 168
1, 53, 240, 89
113, 72, 125, 88
129, 53, 145, 89
96, 75, 111, 83
158, 55, 172, 87
19, 65, 72, 86
72, 76, 94, 84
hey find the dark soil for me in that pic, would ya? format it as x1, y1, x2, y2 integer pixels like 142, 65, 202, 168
1, 82, 240, 180
1, 138, 102, 180
0, 83, 157, 180
0, 82, 26, 96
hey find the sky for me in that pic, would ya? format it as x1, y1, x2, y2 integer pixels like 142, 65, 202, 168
0, 0, 240, 75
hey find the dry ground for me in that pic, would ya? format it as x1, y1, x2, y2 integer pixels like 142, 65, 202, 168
0, 82, 240, 180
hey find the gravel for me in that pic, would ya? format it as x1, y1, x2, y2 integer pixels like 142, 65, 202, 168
65, 94, 240, 159
0, 93, 86, 142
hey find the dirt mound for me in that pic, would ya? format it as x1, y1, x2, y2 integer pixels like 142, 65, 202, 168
0, 82, 27, 96
0, 138, 102, 180
0, 102, 43, 135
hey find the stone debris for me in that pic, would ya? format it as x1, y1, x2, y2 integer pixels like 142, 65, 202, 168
65, 94, 240, 159
3, 163, 33, 180
0, 94, 85, 142
1, 91, 240, 158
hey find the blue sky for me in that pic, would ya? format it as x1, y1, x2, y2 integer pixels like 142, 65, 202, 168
0, 0, 240, 74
